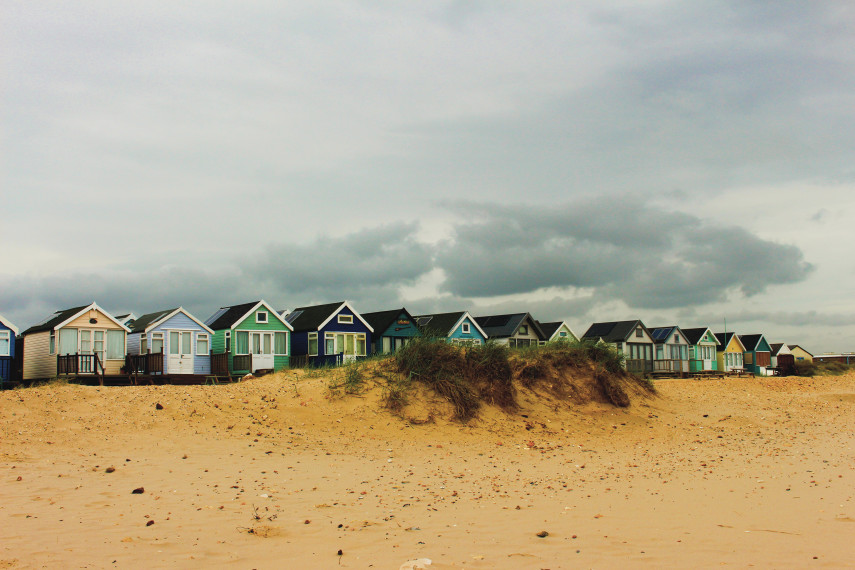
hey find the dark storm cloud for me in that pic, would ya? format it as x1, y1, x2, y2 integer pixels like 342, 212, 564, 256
247, 222, 433, 300
435, 198, 813, 309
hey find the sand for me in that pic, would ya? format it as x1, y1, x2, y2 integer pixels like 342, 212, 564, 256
1, 370, 853, 569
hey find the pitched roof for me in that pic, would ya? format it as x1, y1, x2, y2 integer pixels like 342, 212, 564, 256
739, 334, 767, 352
129, 308, 214, 334
474, 313, 545, 340
128, 308, 179, 333
537, 321, 562, 339
285, 301, 372, 333
206, 300, 292, 331
581, 320, 645, 343
206, 301, 260, 331
769, 343, 790, 356
22, 303, 131, 335
649, 326, 678, 343
361, 308, 415, 336
413, 311, 487, 338
0, 313, 19, 335
787, 344, 813, 356
681, 327, 718, 345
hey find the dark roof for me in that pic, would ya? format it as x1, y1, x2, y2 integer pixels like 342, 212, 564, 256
582, 320, 643, 343
361, 308, 414, 336
205, 301, 262, 331
714, 332, 737, 348
285, 302, 345, 332
128, 308, 179, 334
474, 313, 545, 340
769, 343, 786, 356
739, 334, 766, 352
537, 321, 562, 339
682, 327, 712, 345
649, 326, 677, 343
23, 305, 89, 335
413, 312, 468, 337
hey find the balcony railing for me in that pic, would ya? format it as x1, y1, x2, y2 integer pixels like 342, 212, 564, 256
57, 353, 104, 377
125, 352, 164, 375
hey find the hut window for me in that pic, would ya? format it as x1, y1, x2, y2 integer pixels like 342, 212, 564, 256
559, 331, 567, 337
519, 325, 528, 335
256, 311, 268, 324
461, 323, 471, 334
196, 334, 209, 355
674, 334, 680, 343
337, 314, 353, 324
325, 333, 336, 354
356, 334, 366, 356
151, 333, 164, 354
635, 327, 643, 338
0, 331, 9, 357
308, 333, 318, 356
106, 331, 124, 360
59, 329, 78, 355
50, 331, 56, 354
235, 331, 249, 354
141, 336, 148, 354
274, 332, 287, 355
224, 331, 231, 353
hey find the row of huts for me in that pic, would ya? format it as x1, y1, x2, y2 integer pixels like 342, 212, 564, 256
0, 302, 815, 384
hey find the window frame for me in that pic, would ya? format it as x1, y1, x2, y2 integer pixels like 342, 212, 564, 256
461, 322, 471, 334
274, 332, 287, 356
0, 331, 10, 357
256, 311, 268, 324
196, 333, 209, 356
308, 332, 318, 356
337, 314, 353, 325
151, 332, 164, 354
49, 331, 56, 355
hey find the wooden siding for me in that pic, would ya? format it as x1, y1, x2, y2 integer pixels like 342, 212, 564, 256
152, 312, 212, 375
65, 308, 125, 331
23, 331, 55, 380
448, 316, 485, 343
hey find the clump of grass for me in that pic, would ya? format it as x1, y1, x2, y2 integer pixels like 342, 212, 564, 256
794, 360, 853, 377
465, 342, 517, 411
327, 361, 366, 397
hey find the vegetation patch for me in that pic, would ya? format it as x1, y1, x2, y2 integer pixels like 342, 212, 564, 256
391, 337, 653, 420
793, 360, 854, 377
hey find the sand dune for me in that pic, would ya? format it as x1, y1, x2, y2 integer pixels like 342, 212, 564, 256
1, 370, 853, 568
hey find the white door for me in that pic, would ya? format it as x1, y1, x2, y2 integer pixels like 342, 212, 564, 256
168, 331, 194, 374
251, 332, 274, 370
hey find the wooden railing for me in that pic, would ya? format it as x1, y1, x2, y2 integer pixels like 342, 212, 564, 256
211, 352, 229, 376
57, 353, 104, 379
625, 359, 652, 374
125, 352, 164, 375
233, 354, 252, 372
653, 359, 685, 372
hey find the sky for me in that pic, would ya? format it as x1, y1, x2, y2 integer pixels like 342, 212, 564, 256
2, 1, 854, 352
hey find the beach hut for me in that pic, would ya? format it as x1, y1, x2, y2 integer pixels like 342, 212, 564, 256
21, 302, 130, 381
286, 301, 373, 366
0, 314, 19, 385
581, 320, 655, 375
739, 334, 773, 376
714, 332, 746, 373
536, 321, 578, 344
649, 326, 690, 374
474, 313, 545, 348
206, 300, 293, 375
787, 345, 814, 362
127, 308, 214, 377
681, 327, 720, 372
413, 311, 487, 346
361, 308, 421, 355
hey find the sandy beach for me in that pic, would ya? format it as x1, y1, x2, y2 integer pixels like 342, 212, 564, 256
2, 370, 853, 569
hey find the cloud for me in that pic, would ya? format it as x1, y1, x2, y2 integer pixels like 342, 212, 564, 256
435, 197, 813, 309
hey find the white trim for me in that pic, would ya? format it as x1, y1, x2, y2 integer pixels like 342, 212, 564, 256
0, 313, 19, 336
256, 310, 269, 324
143, 307, 215, 335
52, 302, 132, 332
337, 314, 353, 324
548, 321, 577, 342
450, 312, 487, 339
196, 333, 210, 356
229, 300, 293, 331
461, 322, 470, 334
308, 332, 318, 356
315, 301, 374, 333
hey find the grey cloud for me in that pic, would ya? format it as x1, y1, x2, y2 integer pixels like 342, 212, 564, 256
248, 222, 433, 300
436, 198, 813, 309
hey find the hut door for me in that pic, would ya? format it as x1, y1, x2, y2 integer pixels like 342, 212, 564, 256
250, 332, 274, 370
168, 331, 194, 374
